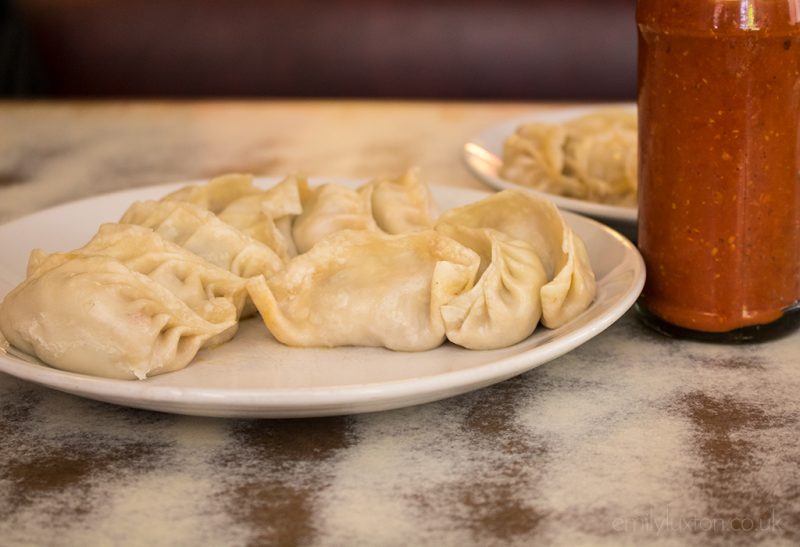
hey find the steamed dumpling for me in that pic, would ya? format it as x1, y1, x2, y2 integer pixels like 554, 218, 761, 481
247, 229, 480, 350
291, 181, 378, 254
219, 174, 305, 259
27, 223, 248, 345
120, 200, 283, 279
566, 109, 636, 135
255, 174, 305, 219
217, 199, 293, 262
164, 173, 303, 260
436, 190, 596, 329
501, 109, 637, 205
162, 173, 261, 212
435, 224, 547, 349
501, 123, 587, 197
563, 126, 637, 206
0, 255, 236, 380
358, 168, 437, 234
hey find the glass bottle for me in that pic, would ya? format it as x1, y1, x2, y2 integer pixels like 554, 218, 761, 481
636, 0, 800, 341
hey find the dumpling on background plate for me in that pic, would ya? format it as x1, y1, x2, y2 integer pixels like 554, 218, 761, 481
500, 124, 581, 195
501, 109, 637, 206
563, 117, 637, 206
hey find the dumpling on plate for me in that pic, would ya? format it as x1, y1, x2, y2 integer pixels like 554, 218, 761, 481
255, 174, 305, 220
0, 255, 236, 380
501, 124, 585, 197
162, 173, 261, 212
255, 175, 306, 257
358, 168, 438, 234
120, 200, 283, 280
27, 223, 248, 345
165, 173, 303, 260
219, 175, 304, 258
247, 229, 480, 351
291, 181, 378, 254
435, 224, 547, 350
565, 109, 636, 135
436, 190, 596, 329
501, 109, 637, 205
563, 124, 637, 207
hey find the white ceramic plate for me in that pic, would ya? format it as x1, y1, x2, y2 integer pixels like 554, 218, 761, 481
463, 104, 638, 225
0, 178, 645, 418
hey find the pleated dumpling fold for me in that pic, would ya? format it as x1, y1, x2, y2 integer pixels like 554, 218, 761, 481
163, 173, 303, 260
26, 223, 248, 345
436, 190, 596, 329
120, 199, 284, 279
435, 223, 548, 350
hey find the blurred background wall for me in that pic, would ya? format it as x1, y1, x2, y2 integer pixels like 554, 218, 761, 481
1, 0, 636, 100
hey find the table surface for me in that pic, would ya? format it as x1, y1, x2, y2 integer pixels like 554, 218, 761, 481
0, 100, 797, 547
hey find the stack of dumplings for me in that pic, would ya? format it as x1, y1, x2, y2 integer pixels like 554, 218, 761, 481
501, 109, 637, 206
0, 169, 596, 380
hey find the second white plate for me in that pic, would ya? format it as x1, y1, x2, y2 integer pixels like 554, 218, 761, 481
463, 104, 638, 225
0, 179, 645, 418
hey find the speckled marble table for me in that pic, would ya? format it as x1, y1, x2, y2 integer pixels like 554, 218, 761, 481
1, 101, 798, 546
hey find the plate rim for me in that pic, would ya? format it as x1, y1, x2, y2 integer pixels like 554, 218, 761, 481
0, 178, 645, 417
462, 103, 638, 223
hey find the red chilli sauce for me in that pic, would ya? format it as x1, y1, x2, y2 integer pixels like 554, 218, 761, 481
636, 0, 800, 340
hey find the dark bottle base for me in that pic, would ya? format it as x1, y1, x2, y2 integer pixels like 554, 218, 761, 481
635, 301, 800, 344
